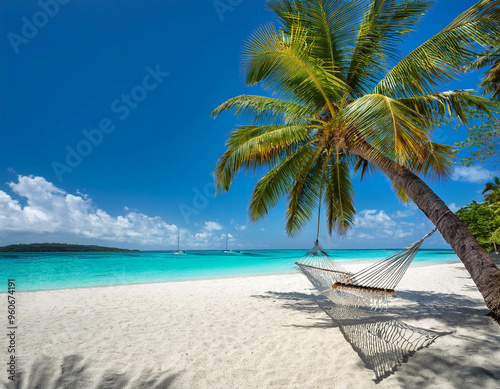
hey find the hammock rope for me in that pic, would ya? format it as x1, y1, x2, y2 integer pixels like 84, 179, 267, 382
295, 187, 353, 292
296, 243, 349, 294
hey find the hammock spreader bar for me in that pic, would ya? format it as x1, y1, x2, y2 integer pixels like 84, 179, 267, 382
332, 283, 396, 295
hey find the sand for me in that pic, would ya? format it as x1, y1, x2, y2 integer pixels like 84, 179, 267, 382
2, 262, 500, 388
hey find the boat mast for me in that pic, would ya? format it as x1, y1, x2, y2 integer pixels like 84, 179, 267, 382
177, 229, 180, 251
226, 234, 228, 251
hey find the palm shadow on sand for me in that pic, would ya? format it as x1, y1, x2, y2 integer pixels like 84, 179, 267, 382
2, 355, 178, 389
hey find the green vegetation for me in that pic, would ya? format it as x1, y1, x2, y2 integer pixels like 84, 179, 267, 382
0, 243, 139, 253
457, 177, 500, 252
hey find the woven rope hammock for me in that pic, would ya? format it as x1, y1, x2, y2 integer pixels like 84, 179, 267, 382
296, 208, 451, 309
296, 230, 435, 308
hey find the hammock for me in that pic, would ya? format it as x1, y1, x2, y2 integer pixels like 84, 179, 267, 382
296, 229, 437, 309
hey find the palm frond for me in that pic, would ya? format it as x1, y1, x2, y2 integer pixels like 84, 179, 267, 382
211, 95, 315, 125
483, 176, 500, 194
266, 0, 307, 32
346, 0, 433, 96
373, 0, 500, 98
242, 24, 350, 112
398, 90, 495, 123
405, 142, 455, 181
305, 0, 368, 76
467, 47, 500, 71
338, 94, 431, 165
462, 46, 500, 99
268, 0, 368, 77
249, 144, 316, 221
392, 182, 410, 204
353, 156, 378, 180
479, 54, 500, 100
215, 124, 312, 192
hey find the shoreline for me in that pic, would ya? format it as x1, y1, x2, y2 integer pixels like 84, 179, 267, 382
1, 259, 461, 294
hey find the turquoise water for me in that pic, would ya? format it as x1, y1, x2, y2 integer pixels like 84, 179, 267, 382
0, 249, 459, 292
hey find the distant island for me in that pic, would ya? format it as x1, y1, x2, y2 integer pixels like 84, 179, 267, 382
0, 243, 140, 253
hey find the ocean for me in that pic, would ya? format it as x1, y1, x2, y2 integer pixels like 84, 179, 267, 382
0, 249, 459, 292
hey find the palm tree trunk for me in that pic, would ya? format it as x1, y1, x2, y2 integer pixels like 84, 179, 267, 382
348, 142, 500, 319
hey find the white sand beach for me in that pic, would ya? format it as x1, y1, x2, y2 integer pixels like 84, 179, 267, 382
3, 262, 500, 388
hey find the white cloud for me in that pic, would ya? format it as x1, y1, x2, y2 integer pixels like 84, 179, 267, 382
234, 224, 247, 231
355, 210, 395, 228
0, 175, 225, 249
194, 231, 210, 240
192, 222, 227, 246
356, 233, 374, 239
391, 230, 414, 239
203, 221, 223, 232
451, 166, 492, 183
0, 175, 177, 245
391, 210, 411, 219
348, 208, 430, 243
448, 203, 460, 213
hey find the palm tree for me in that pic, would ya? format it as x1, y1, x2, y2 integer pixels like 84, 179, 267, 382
212, 0, 500, 318
483, 176, 500, 204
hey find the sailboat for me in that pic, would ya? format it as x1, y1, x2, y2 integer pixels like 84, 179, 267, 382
221, 234, 241, 254
173, 228, 186, 254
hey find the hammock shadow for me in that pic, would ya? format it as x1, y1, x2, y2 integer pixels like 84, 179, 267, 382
317, 300, 445, 383
253, 291, 447, 382
2, 354, 178, 389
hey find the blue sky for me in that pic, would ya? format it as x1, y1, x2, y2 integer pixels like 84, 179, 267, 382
0, 0, 495, 250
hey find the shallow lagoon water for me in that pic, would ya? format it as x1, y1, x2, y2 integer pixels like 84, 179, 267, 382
0, 249, 459, 291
